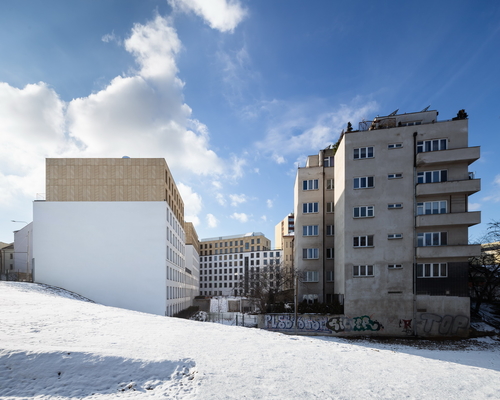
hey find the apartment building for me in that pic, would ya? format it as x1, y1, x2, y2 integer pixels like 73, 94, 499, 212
275, 214, 295, 291
199, 232, 271, 257
33, 157, 196, 317
294, 109, 480, 336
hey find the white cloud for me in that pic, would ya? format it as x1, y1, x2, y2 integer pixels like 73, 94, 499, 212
230, 212, 248, 223
229, 194, 247, 207
212, 180, 222, 190
0, 14, 229, 212
206, 213, 218, 228
168, 0, 247, 33
216, 193, 226, 206
230, 155, 247, 179
266, 199, 273, 208
255, 98, 378, 164
260, 215, 267, 222
469, 203, 481, 211
177, 183, 202, 226
101, 31, 121, 45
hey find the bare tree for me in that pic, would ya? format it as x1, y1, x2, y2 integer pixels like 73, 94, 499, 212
469, 221, 500, 313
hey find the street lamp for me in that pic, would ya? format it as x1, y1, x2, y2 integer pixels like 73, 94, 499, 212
11, 220, 28, 225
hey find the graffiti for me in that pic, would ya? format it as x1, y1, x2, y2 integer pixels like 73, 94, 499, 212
263, 315, 331, 333
399, 319, 412, 335
326, 315, 384, 333
420, 313, 469, 335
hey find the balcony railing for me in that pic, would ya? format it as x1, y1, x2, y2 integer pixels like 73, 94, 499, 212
416, 211, 481, 228
416, 146, 480, 167
416, 179, 480, 197
416, 244, 481, 259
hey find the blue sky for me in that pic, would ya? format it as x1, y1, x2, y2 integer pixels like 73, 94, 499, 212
1, 0, 499, 245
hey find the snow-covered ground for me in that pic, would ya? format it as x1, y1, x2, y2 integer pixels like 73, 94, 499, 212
1, 282, 500, 399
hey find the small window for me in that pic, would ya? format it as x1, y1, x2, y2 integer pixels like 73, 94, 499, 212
303, 179, 319, 191
326, 202, 334, 213
354, 176, 374, 189
353, 265, 374, 277
417, 263, 447, 278
417, 170, 447, 184
388, 264, 403, 269
303, 202, 319, 213
326, 248, 334, 259
326, 271, 334, 282
417, 139, 447, 153
388, 233, 403, 239
388, 173, 403, 179
326, 225, 334, 236
354, 146, 374, 159
417, 232, 447, 247
303, 225, 319, 236
388, 143, 403, 149
353, 235, 374, 247
388, 203, 403, 209
353, 206, 374, 218
304, 271, 319, 282
417, 201, 447, 215
303, 248, 319, 259
326, 179, 334, 190
324, 156, 334, 167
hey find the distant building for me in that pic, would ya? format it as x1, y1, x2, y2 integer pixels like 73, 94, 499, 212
33, 158, 198, 316
13, 222, 33, 281
292, 109, 480, 337
0, 242, 14, 279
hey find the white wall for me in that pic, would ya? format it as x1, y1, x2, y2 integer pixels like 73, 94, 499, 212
33, 201, 168, 315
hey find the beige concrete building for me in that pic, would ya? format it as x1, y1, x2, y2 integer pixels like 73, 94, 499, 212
275, 214, 295, 291
294, 109, 480, 337
199, 232, 271, 257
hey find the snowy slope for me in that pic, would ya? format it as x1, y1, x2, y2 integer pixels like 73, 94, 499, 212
1, 282, 499, 399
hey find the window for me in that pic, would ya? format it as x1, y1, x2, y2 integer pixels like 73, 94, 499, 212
417, 232, 447, 247
324, 156, 334, 167
388, 203, 403, 209
417, 139, 447, 153
304, 271, 319, 282
417, 263, 447, 278
303, 248, 319, 259
303, 202, 319, 213
326, 271, 334, 282
245, 243, 249, 250
326, 248, 334, 259
354, 146, 374, 159
326, 202, 334, 213
303, 179, 319, 190
388, 264, 403, 269
417, 170, 447, 184
388, 143, 403, 149
388, 173, 403, 179
353, 206, 374, 218
326, 179, 334, 190
326, 225, 334, 236
303, 225, 318, 236
417, 201, 447, 215
353, 235, 374, 247
353, 265, 374, 277
354, 176, 374, 189
388, 233, 403, 239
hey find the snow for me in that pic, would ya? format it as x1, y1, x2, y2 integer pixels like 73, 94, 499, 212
1, 282, 500, 399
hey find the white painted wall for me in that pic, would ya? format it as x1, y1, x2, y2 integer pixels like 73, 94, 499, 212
33, 201, 168, 315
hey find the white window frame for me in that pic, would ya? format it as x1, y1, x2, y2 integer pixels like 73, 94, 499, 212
326, 178, 334, 190
326, 225, 334, 236
353, 206, 374, 218
417, 232, 447, 247
388, 264, 403, 269
353, 235, 374, 247
354, 146, 374, 160
303, 248, 319, 259
417, 170, 447, 184
417, 263, 447, 278
326, 202, 334, 213
324, 156, 334, 167
354, 176, 374, 189
303, 271, 319, 282
388, 233, 403, 239
388, 173, 403, 179
303, 179, 319, 191
417, 139, 447, 153
303, 202, 319, 213
388, 203, 403, 209
417, 201, 447, 215
326, 248, 334, 259
303, 225, 318, 236
326, 271, 334, 282
353, 265, 374, 277
388, 143, 403, 149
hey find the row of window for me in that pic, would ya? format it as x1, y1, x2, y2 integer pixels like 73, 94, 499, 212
353, 263, 448, 278
302, 225, 334, 236
302, 248, 334, 259
201, 238, 262, 249
351, 201, 447, 219
302, 178, 334, 191
350, 232, 448, 247
351, 139, 448, 160
201, 251, 281, 263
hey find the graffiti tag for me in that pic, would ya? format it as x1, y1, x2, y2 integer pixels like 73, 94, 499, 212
420, 313, 469, 335
326, 315, 384, 333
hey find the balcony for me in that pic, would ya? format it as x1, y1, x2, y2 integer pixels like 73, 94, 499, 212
416, 211, 481, 228
416, 179, 480, 197
416, 244, 481, 259
416, 146, 480, 167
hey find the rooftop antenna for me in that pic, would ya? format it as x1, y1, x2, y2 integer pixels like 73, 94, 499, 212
421, 105, 430, 112
388, 109, 399, 116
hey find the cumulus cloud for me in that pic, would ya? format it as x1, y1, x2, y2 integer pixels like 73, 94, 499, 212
177, 183, 202, 226
168, 0, 247, 33
206, 213, 218, 228
255, 98, 378, 164
216, 193, 226, 206
230, 212, 248, 223
266, 199, 273, 208
229, 193, 247, 207
260, 215, 267, 222
0, 14, 229, 211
